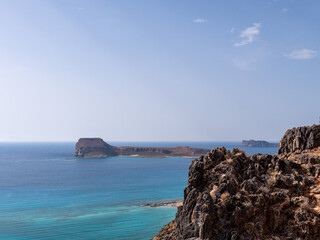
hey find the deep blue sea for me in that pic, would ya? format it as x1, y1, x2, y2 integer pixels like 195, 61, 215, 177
0, 142, 278, 240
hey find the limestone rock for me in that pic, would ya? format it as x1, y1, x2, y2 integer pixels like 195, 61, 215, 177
278, 125, 320, 155
153, 125, 320, 240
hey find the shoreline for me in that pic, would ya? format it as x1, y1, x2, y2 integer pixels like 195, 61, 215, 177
78, 155, 196, 159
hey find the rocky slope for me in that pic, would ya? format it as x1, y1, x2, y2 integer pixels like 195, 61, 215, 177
153, 125, 320, 240
74, 138, 209, 158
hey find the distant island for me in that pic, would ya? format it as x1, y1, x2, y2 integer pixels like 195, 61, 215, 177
242, 139, 279, 147
74, 138, 210, 158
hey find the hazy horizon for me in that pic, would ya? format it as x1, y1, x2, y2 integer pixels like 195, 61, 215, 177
1, 0, 319, 142
0, 140, 282, 143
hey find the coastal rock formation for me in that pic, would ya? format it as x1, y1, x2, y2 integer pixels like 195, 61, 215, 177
74, 138, 209, 158
74, 138, 119, 158
242, 140, 278, 147
278, 125, 320, 155
153, 125, 320, 240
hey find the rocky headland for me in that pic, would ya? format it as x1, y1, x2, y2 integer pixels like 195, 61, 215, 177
153, 125, 320, 240
242, 140, 279, 147
74, 138, 210, 158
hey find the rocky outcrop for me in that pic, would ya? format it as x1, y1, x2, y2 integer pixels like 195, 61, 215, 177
278, 125, 320, 155
242, 140, 278, 147
74, 138, 119, 157
153, 125, 320, 240
74, 138, 209, 158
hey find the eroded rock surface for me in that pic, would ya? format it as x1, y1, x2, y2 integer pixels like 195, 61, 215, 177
153, 125, 320, 240
278, 125, 320, 155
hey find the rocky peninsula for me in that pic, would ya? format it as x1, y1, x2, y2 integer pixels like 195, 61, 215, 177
74, 138, 210, 158
242, 140, 279, 147
153, 125, 320, 240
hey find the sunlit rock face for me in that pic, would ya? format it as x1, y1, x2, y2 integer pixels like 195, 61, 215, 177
153, 125, 320, 240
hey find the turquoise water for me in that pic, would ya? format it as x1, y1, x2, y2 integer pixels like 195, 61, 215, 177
0, 142, 277, 239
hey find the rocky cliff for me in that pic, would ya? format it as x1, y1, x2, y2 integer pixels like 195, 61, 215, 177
74, 138, 209, 158
153, 125, 320, 240
278, 125, 320, 155
242, 140, 278, 147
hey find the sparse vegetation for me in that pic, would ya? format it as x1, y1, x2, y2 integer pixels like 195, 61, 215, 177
234, 199, 243, 207
204, 162, 214, 170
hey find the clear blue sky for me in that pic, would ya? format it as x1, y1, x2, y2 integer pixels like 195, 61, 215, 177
0, 0, 319, 142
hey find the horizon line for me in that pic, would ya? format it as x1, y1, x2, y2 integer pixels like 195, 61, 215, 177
0, 140, 280, 143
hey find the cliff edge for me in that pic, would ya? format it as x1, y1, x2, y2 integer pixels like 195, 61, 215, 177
153, 125, 320, 240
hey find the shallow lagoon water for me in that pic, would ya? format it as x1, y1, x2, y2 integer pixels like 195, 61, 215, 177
0, 142, 277, 239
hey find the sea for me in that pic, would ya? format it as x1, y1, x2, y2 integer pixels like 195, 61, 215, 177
0, 142, 278, 240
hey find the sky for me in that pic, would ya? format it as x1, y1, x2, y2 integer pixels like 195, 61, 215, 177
0, 0, 319, 142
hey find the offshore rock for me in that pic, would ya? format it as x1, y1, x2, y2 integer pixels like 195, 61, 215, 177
153, 125, 320, 240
